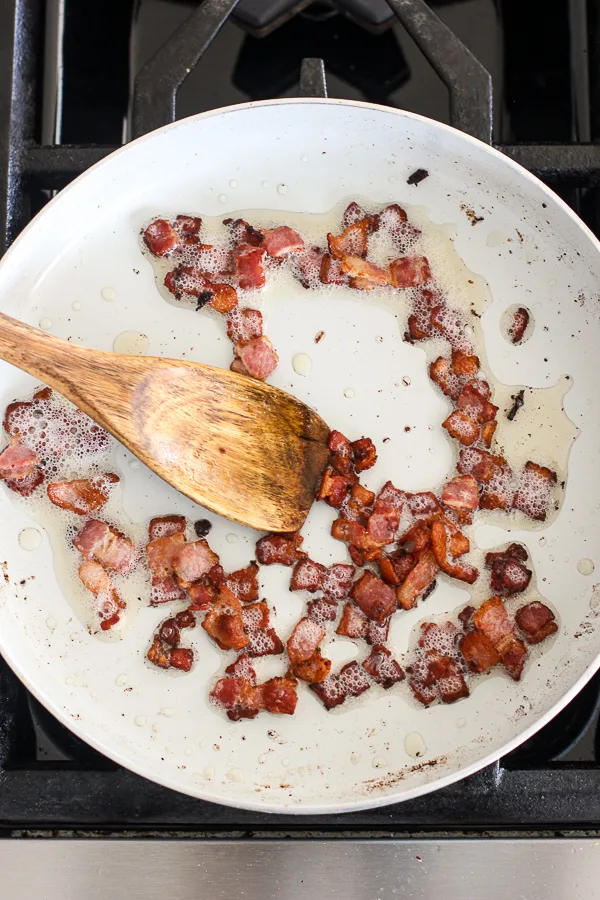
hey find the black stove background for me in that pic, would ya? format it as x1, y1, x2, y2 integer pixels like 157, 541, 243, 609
2, 0, 600, 834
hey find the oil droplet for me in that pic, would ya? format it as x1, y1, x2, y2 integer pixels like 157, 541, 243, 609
129, 459, 140, 470
456, 717, 466, 728
539, 537, 546, 546
350, 751, 360, 764
184, 747, 193, 756
344, 387, 355, 399
389, 175, 398, 183
159, 706, 175, 717
301, 154, 309, 163
218, 194, 228, 204
262, 180, 270, 188
204, 765, 215, 780
90, 690, 98, 699
372, 756, 387, 769
404, 732, 427, 758
152, 722, 160, 733
113, 330, 149, 356
292, 353, 312, 376
281, 757, 290, 767
402, 376, 411, 386
46, 616, 57, 632
226, 533, 238, 544
19, 527, 41, 550
65, 676, 74, 686
277, 184, 287, 195
578, 558, 595, 576
376, 335, 383, 343
227, 767, 244, 782
101, 286, 116, 302
229, 179, 238, 188
134, 715, 147, 727
39, 318, 52, 331
72, 301, 82, 311
116, 673, 127, 686
258, 753, 267, 764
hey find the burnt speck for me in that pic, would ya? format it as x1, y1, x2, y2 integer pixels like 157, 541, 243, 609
507, 389, 525, 421
404, 426, 411, 432
460, 203, 484, 225
195, 292, 213, 310
407, 168, 429, 186
315, 330, 325, 344
194, 519, 213, 538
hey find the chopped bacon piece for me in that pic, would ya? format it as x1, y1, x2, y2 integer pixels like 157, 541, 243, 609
473, 596, 512, 647
452, 350, 480, 376
429, 356, 462, 400
330, 519, 383, 561
457, 384, 498, 423
501, 637, 527, 680
317, 467, 349, 508
241, 601, 283, 656
389, 256, 431, 288
365, 617, 390, 645
379, 552, 416, 585
407, 313, 432, 341
234, 335, 278, 381
310, 673, 346, 709
515, 601, 558, 644
442, 410, 480, 446
342, 256, 389, 289
148, 515, 186, 541
457, 447, 506, 484
351, 572, 396, 623
367, 504, 400, 545
226, 562, 260, 603
173, 539, 219, 587
406, 491, 440, 518
146, 533, 185, 580
322, 563, 355, 599
293, 246, 324, 288
225, 655, 257, 682
441, 475, 479, 512
410, 679, 437, 706
5, 467, 44, 497
78, 560, 124, 630
329, 429, 352, 458
307, 597, 338, 624
339, 660, 371, 697
336, 602, 367, 639
398, 519, 432, 554
164, 265, 237, 311
508, 307, 529, 344
342, 201, 366, 228
211, 676, 262, 721
459, 629, 500, 673
319, 252, 347, 285
0, 436, 39, 480
485, 545, 531, 594
169, 648, 194, 672
207, 282, 238, 313
147, 635, 171, 669
376, 481, 405, 512
351, 437, 377, 472
293, 649, 332, 683
186, 580, 216, 609
230, 357, 249, 376
225, 217, 264, 247
342, 483, 375, 522
256, 532, 305, 566
396, 549, 438, 610
458, 605, 476, 629
481, 421, 497, 448
513, 460, 557, 521
143, 219, 180, 256
327, 220, 371, 260
262, 225, 304, 257
430, 520, 478, 584
202, 587, 249, 651
261, 676, 298, 715
47, 473, 119, 515
436, 658, 470, 703
287, 617, 325, 665
235, 245, 266, 290
226, 307, 263, 344
74, 519, 135, 573
290, 557, 326, 593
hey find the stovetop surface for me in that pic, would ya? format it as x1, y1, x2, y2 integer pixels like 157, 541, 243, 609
2, 0, 600, 834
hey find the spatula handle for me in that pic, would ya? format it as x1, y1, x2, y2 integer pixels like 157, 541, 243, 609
0, 311, 90, 383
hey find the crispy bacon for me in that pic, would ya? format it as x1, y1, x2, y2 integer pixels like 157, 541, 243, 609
290, 558, 326, 593
225, 217, 264, 247
351, 437, 377, 472
241, 601, 283, 656
429, 356, 463, 400
481, 421, 497, 448
287, 617, 326, 665
322, 563, 355, 599
509, 307, 530, 344
307, 597, 338, 624
211, 676, 262, 721
317, 467, 349, 508
362, 645, 405, 688
202, 587, 249, 651
430, 520, 478, 583
261, 676, 298, 715
407, 313, 432, 341
47, 473, 119, 515
226, 562, 259, 603
376, 481, 405, 512
310, 674, 347, 709
74, 519, 135, 573
331, 519, 383, 562
441, 475, 479, 512
406, 491, 440, 518
452, 350, 480, 376
485, 544, 531, 594
442, 410, 480, 446
456, 384, 498, 424
336, 602, 367, 639
293, 246, 324, 288
328, 220, 371, 260
457, 447, 506, 484
458, 629, 500, 673
146, 532, 186, 577
472, 596, 527, 680
186, 580, 216, 609
173, 539, 219, 588
143, 219, 180, 256
367, 503, 400, 545
78, 559, 125, 630
235, 245, 266, 290
256, 532, 306, 566
0, 436, 39, 480
396, 549, 438, 610
515, 601, 557, 644
226, 308, 263, 344
351, 571, 396, 623
148, 515, 186, 541
319, 253, 347, 285
292, 649, 332, 683
342, 201, 367, 228
5, 467, 44, 497
262, 225, 304, 257
234, 336, 278, 381
342, 256, 389, 289
389, 256, 431, 288
164, 265, 238, 312
378, 551, 416, 586
513, 460, 557, 521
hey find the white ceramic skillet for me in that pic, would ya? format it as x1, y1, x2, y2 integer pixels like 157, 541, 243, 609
1, 99, 600, 814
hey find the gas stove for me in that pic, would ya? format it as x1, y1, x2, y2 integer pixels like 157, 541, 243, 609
2, 0, 600, 893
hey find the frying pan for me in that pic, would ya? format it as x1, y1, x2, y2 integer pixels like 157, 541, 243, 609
0, 99, 599, 814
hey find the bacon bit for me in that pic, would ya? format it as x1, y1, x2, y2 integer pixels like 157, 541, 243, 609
256, 532, 306, 566
147, 635, 171, 669
293, 649, 332, 683
398, 519, 432, 554
226, 562, 259, 603
47, 473, 119, 515
293, 246, 324, 288
509, 307, 530, 344
407, 167, 429, 185
148, 515, 186, 541
290, 558, 326, 593
441, 475, 479, 512
211, 676, 262, 721
442, 410, 480, 446
187, 580, 216, 610
472, 596, 527, 680
501, 637, 527, 681
226, 308, 263, 344
0, 436, 39, 480
225, 655, 257, 682
452, 350, 480, 376
407, 313, 432, 341
342, 482, 375, 522
169, 648, 194, 672
341, 256, 389, 289
173, 539, 219, 588
208, 282, 238, 314
409, 679, 437, 705
315, 330, 325, 343
5, 466, 44, 497
224, 218, 264, 248
458, 629, 500, 673
485, 545, 532, 594
365, 617, 390, 645
449, 531, 470, 558
396, 549, 438, 610
351, 437, 377, 472
241, 601, 283, 657
287, 617, 326, 665
342, 201, 366, 228
339, 660, 371, 697
481, 421, 497, 448
406, 491, 440, 518
379, 552, 416, 586
329, 429, 352, 457
513, 460, 557, 521
262, 225, 304, 257
234, 336, 278, 381
457, 447, 506, 484
435, 657, 470, 703
202, 586, 249, 651
143, 219, 180, 256
78, 559, 125, 630
327, 219, 373, 260
317, 467, 349, 508
322, 563, 355, 599
378, 203, 409, 242
164, 265, 218, 305
376, 481, 405, 512
235, 245, 266, 290
389, 256, 431, 288
515, 601, 558, 644
336, 602, 367, 639
74, 519, 135, 573
307, 597, 338, 624
456, 384, 498, 424
429, 357, 462, 400
430, 520, 478, 584
330, 519, 383, 562
230, 357, 249, 376
261, 677, 298, 715
351, 571, 396, 623
146, 532, 186, 577
310, 674, 347, 709
367, 504, 400, 545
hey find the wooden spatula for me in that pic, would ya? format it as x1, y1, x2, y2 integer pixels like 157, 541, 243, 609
0, 313, 330, 533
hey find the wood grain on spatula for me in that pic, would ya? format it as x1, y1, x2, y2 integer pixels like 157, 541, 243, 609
0, 313, 330, 532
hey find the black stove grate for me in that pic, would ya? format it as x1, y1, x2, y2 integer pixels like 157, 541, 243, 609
2, 0, 600, 833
